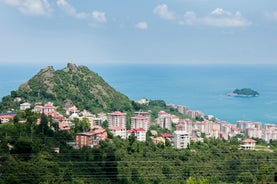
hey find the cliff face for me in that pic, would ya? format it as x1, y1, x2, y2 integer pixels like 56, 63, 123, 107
1, 63, 133, 113
19, 66, 56, 93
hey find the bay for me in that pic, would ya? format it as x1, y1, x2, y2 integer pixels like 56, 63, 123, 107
1, 64, 277, 124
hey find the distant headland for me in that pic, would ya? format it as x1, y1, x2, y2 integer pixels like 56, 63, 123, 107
227, 88, 259, 97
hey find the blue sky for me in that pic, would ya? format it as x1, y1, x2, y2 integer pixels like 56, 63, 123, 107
1, 0, 277, 65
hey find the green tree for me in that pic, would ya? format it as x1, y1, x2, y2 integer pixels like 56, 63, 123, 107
37, 114, 52, 136
74, 118, 90, 133
162, 165, 173, 179
127, 133, 136, 154
236, 171, 256, 183
256, 163, 276, 183
102, 120, 109, 130
186, 177, 209, 184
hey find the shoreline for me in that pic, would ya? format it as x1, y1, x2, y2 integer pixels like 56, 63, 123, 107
227, 93, 259, 97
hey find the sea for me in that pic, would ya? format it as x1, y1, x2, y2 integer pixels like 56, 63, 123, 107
1, 64, 277, 124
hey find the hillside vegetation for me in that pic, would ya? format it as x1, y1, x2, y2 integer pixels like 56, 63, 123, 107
0, 118, 276, 184
0, 63, 133, 113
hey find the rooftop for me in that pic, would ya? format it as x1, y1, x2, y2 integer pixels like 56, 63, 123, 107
242, 139, 257, 143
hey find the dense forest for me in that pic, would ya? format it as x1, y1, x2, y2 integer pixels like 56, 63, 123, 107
0, 110, 277, 184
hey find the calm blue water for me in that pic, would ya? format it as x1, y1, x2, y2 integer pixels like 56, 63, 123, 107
1, 64, 277, 124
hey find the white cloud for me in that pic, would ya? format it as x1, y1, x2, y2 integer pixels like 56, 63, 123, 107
153, 4, 174, 20
180, 11, 197, 25
135, 21, 148, 30
3, 0, 51, 16
92, 11, 106, 24
203, 16, 250, 27
264, 11, 277, 21
56, 0, 106, 25
181, 8, 251, 27
211, 8, 231, 16
56, 0, 88, 19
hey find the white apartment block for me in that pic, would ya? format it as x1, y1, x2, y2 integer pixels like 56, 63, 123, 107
173, 131, 190, 149
236, 121, 262, 132
245, 128, 262, 139
127, 128, 146, 142
110, 126, 126, 139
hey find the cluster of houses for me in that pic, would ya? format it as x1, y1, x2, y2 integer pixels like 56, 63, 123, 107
237, 120, 277, 143
3, 101, 277, 151
176, 105, 204, 119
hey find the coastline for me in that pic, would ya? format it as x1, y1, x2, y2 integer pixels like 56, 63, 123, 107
227, 93, 259, 97
1, 64, 276, 124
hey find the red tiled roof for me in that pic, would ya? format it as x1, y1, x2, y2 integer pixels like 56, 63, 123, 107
44, 105, 55, 109
109, 111, 126, 115
160, 133, 172, 138
132, 115, 147, 119
90, 125, 103, 130
0, 115, 16, 119
242, 139, 257, 143
158, 111, 168, 115
127, 128, 145, 133
54, 116, 67, 121
59, 121, 70, 130
76, 128, 107, 136
110, 126, 125, 131
91, 129, 106, 134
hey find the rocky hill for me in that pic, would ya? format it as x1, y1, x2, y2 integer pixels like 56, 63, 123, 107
0, 63, 133, 113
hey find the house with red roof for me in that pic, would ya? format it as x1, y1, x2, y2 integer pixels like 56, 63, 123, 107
0, 112, 16, 124
160, 133, 172, 139
110, 126, 126, 139
240, 139, 257, 150
43, 102, 56, 115
33, 102, 56, 115
75, 126, 107, 149
33, 105, 43, 113
59, 121, 70, 131
53, 115, 67, 122
159, 133, 173, 143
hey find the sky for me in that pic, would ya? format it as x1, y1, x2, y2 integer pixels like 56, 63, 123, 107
0, 0, 277, 65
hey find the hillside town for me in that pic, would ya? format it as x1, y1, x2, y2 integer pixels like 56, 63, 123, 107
1, 99, 276, 151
